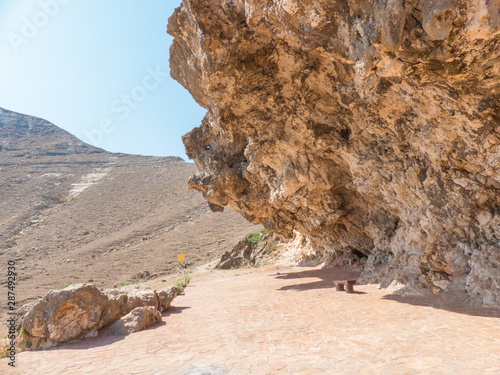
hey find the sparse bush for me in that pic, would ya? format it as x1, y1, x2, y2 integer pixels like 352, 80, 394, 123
58, 195, 71, 203
246, 229, 270, 245
176, 275, 191, 293
119, 281, 138, 288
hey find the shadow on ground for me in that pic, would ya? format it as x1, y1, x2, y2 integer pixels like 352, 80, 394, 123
382, 294, 500, 318
273, 267, 362, 292
273, 268, 500, 318
29, 306, 192, 353
163, 306, 191, 317
34, 329, 128, 353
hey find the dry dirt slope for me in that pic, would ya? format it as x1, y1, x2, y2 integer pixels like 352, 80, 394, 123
0, 107, 257, 318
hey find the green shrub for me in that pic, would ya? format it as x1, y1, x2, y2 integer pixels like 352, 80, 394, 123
119, 281, 138, 288
20, 327, 30, 336
246, 229, 270, 245
23, 339, 32, 349
176, 275, 191, 293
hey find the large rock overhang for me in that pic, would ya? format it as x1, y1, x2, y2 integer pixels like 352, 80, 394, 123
168, 0, 500, 306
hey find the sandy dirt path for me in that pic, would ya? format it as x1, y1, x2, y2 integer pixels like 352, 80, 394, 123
2, 266, 500, 374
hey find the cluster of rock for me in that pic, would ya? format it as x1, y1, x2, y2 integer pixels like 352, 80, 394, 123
217, 231, 276, 269
217, 230, 322, 269
168, 0, 500, 305
17, 283, 179, 350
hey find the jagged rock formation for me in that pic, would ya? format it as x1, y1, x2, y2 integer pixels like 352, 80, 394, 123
168, 0, 500, 306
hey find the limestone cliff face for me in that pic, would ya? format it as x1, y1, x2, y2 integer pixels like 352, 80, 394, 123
168, 0, 500, 306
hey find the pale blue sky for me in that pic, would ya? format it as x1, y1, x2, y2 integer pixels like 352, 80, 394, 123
0, 0, 205, 159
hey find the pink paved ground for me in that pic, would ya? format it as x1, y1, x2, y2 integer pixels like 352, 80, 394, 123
2, 266, 500, 374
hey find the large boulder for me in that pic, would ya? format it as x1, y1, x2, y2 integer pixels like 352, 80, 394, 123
109, 306, 162, 335
20, 284, 108, 345
18, 283, 180, 350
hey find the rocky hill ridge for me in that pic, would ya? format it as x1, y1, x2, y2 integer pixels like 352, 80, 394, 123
0, 107, 106, 156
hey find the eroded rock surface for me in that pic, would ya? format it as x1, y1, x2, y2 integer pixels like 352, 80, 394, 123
168, 0, 500, 305
217, 230, 322, 269
18, 284, 180, 350
217, 231, 276, 269
20, 284, 108, 348
109, 306, 162, 335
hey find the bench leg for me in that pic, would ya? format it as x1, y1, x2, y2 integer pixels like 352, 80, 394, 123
335, 283, 344, 291
345, 284, 354, 293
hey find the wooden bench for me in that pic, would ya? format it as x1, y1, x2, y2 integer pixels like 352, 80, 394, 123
333, 280, 357, 293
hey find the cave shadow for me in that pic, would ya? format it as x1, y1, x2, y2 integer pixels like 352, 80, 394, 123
273, 268, 500, 317
272, 267, 363, 293
382, 294, 500, 318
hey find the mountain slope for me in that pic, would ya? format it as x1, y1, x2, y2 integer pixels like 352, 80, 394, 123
0, 108, 257, 316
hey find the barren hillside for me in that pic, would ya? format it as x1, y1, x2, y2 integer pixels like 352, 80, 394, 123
0, 108, 257, 318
